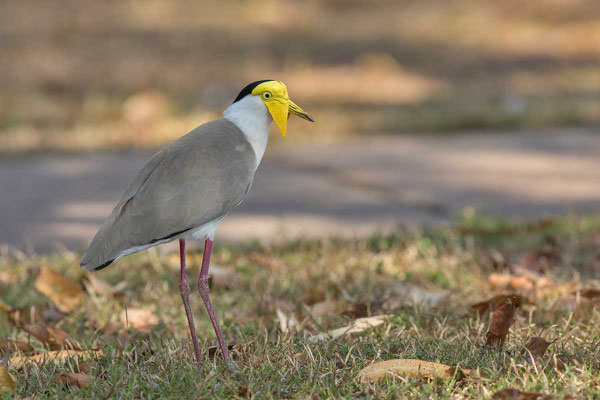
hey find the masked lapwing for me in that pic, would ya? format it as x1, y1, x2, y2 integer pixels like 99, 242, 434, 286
80, 80, 313, 367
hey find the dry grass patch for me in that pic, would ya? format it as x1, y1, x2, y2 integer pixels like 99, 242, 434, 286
0, 215, 599, 398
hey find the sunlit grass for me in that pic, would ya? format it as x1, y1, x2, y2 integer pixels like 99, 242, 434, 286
1, 216, 599, 398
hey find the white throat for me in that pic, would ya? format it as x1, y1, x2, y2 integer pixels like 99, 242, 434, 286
223, 95, 272, 169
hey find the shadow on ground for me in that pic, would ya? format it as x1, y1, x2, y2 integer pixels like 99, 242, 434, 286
1, 128, 598, 253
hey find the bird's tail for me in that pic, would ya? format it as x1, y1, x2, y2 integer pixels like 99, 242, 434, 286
80, 254, 115, 271
79, 212, 123, 271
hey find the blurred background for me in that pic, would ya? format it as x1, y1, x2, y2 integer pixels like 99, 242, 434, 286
0, 0, 599, 253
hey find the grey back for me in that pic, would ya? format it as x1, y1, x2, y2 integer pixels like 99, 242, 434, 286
80, 118, 256, 270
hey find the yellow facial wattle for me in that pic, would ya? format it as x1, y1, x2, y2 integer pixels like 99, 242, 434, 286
251, 81, 314, 137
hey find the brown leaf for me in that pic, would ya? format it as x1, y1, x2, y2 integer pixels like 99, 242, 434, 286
34, 267, 84, 313
9, 350, 102, 368
489, 273, 534, 291
0, 365, 16, 394
310, 315, 390, 342
358, 359, 475, 383
6, 306, 42, 326
342, 300, 385, 319
238, 384, 250, 398
441, 366, 478, 381
553, 354, 570, 371
305, 300, 343, 319
491, 387, 555, 399
523, 337, 555, 361
55, 372, 93, 388
120, 308, 159, 333
0, 271, 19, 284
486, 297, 519, 347
471, 294, 524, 315
207, 344, 241, 361
0, 340, 34, 354
275, 305, 300, 334
579, 288, 600, 299
23, 324, 73, 350
82, 273, 126, 297
74, 360, 94, 374
301, 279, 338, 306
5, 306, 64, 326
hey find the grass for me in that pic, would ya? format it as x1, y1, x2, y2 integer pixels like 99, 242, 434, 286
1, 215, 600, 398
1, 0, 599, 154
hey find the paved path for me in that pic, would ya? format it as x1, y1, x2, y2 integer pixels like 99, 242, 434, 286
1, 129, 599, 254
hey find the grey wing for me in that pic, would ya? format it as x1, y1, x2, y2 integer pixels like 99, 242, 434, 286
80, 119, 255, 270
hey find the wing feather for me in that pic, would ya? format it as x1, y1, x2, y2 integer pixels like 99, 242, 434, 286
80, 119, 256, 270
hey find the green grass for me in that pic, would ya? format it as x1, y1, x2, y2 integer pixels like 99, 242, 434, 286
1, 216, 600, 398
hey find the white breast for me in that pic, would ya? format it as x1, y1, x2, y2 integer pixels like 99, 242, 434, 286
223, 95, 272, 169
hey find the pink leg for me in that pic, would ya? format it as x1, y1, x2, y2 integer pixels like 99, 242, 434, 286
178, 239, 203, 368
198, 238, 232, 363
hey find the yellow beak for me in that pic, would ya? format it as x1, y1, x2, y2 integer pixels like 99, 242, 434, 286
266, 98, 314, 137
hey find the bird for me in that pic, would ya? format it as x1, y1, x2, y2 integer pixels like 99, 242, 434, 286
80, 80, 313, 367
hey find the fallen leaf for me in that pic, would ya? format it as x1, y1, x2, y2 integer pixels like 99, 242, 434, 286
207, 344, 241, 361
75, 360, 94, 374
5, 306, 42, 326
305, 300, 343, 319
486, 297, 519, 347
358, 359, 475, 383
0, 340, 34, 354
34, 267, 84, 313
9, 349, 102, 368
489, 273, 534, 291
82, 273, 126, 297
120, 308, 159, 333
554, 354, 571, 371
310, 315, 390, 342
276, 306, 299, 335
579, 288, 600, 299
55, 372, 93, 388
302, 279, 338, 305
342, 300, 384, 319
471, 294, 524, 315
491, 387, 554, 399
23, 324, 68, 349
0, 365, 16, 394
238, 383, 250, 398
523, 337, 555, 361
0, 271, 19, 284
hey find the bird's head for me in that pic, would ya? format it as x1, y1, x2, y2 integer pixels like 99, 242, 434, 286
232, 80, 314, 137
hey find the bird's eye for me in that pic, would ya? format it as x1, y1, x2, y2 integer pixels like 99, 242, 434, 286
263, 92, 272, 100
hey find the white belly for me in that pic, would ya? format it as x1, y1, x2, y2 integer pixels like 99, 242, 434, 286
114, 217, 223, 262
185, 217, 224, 241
